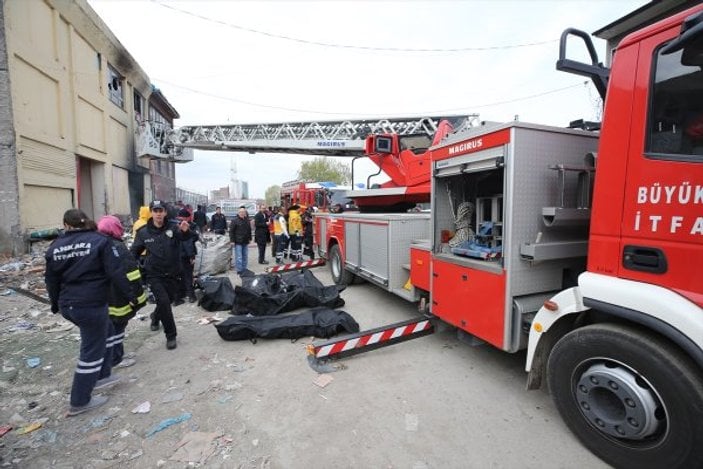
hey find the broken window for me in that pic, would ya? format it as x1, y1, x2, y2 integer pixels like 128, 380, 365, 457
107, 65, 124, 109
133, 91, 143, 122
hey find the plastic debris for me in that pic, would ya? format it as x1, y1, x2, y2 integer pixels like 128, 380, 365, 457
217, 395, 233, 404
0, 262, 24, 272
89, 415, 113, 429
25, 357, 41, 368
198, 315, 223, 325
16, 422, 42, 435
1, 289, 15, 296
131, 401, 151, 414
36, 429, 57, 443
7, 321, 36, 332
313, 374, 334, 388
145, 413, 192, 438
0, 425, 12, 437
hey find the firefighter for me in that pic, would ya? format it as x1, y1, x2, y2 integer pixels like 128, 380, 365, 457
274, 206, 289, 264
45, 209, 134, 416
287, 204, 303, 261
97, 215, 147, 368
132, 205, 150, 238
302, 205, 315, 260
130, 200, 196, 350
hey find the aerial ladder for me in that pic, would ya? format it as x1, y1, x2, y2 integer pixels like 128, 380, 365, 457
135, 114, 480, 209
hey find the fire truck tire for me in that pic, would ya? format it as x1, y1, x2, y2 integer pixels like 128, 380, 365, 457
547, 323, 703, 469
329, 244, 353, 286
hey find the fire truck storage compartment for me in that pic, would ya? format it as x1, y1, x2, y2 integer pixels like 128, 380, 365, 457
431, 123, 598, 352
410, 242, 431, 292
342, 213, 430, 300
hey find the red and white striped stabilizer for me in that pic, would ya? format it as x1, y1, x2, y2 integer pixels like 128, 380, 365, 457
266, 258, 325, 273
306, 317, 435, 363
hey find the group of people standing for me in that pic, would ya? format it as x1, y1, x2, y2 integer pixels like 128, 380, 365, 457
45, 201, 199, 416
219, 204, 316, 275
44, 200, 315, 416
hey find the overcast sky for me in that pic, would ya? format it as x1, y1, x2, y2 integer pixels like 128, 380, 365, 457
88, 0, 648, 199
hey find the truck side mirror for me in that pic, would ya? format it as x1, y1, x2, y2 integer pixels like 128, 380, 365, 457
556, 28, 609, 99
661, 10, 703, 66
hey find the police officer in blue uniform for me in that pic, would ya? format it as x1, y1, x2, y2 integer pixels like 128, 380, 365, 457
45, 209, 134, 416
130, 200, 196, 350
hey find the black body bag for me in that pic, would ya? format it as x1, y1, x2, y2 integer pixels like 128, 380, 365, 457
215, 307, 359, 341
197, 276, 236, 312
233, 269, 344, 316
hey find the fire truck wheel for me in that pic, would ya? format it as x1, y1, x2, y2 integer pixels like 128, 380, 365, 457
329, 244, 353, 286
547, 323, 703, 469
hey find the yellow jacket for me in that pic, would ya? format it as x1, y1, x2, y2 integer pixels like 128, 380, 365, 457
132, 206, 150, 237
288, 210, 302, 235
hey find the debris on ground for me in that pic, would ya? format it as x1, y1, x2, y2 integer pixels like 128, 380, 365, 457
312, 373, 334, 388
131, 401, 151, 414
25, 357, 41, 368
16, 422, 42, 435
145, 413, 192, 438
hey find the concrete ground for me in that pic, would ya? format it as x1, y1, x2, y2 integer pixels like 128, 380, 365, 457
0, 245, 608, 468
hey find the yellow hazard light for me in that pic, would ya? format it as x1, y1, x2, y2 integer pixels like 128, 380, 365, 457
306, 344, 315, 356
544, 300, 558, 311
534, 323, 543, 333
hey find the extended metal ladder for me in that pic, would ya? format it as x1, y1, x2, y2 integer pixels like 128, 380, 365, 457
137, 115, 479, 159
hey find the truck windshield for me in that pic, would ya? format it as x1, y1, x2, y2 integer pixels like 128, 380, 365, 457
328, 190, 357, 212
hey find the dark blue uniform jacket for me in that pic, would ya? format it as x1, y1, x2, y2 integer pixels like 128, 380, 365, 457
130, 219, 195, 278
44, 229, 132, 312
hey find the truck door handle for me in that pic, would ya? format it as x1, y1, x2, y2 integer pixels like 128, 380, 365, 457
622, 245, 667, 274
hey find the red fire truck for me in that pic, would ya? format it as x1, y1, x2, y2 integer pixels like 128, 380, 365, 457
312, 5, 703, 467
160, 4, 703, 466
279, 180, 355, 212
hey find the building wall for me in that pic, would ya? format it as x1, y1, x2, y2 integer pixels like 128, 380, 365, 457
0, 2, 21, 254
0, 0, 179, 254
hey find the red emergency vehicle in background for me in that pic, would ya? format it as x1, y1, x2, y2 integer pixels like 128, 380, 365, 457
279, 180, 356, 213
160, 4, 703, 466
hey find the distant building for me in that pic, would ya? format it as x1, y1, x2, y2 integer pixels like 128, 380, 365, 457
210, 186, 230, 201
175, 187, 207, 209
231, 180, 249, 199
0, 0, 184, 254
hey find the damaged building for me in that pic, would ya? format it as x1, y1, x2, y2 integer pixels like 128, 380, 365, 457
0, 0, 188, 255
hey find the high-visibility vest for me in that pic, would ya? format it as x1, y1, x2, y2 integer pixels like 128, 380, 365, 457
274, 215, 287, 235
